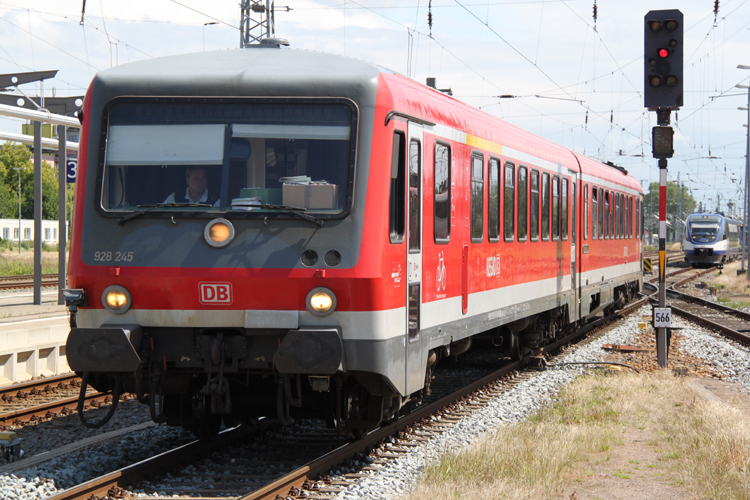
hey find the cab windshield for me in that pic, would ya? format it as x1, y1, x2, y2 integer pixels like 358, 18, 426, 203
688, 216, 721, 242
100, 100, 355, 215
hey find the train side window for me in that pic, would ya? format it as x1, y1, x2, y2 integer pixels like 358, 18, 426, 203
640, 198, 644, 238
603, 191, 610, 239
614, 193, 620, 239
592, 186, 597, 239
584, 183, 588, 240
488, 158, 500, 242
561, 178, 568, 240
389, 131, 406, 244
612, 193, 616, 239
504, 161, 515, 241
471, 153, 484, 242
620, 193, 624, 238
409, 140, 421, 252
530, 170, 539, 241
434, 142, 451, 243
542, 172, 550, 241
518, 166, 528, 241
627, 196, 631, 238
637, 198, 640, 238
598, 187, 604, 239
552, 176, 560, 240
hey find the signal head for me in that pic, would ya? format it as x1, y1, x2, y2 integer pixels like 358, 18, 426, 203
644, 9, 683, 109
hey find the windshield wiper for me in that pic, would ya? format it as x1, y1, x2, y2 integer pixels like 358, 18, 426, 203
260, 204, 324, 227
117, 203, 211, 225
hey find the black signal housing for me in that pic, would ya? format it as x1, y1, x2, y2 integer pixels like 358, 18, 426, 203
644, 10, 683, 109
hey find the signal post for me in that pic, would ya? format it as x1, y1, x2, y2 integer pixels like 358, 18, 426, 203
644, 9, 683, 368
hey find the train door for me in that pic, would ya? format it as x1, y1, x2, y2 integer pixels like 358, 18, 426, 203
405, 124, 424, 394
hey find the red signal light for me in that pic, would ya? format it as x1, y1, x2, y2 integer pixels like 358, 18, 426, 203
659, 48, 669, 58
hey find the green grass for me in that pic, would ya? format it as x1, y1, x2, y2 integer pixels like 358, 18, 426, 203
717, 297, 750, 309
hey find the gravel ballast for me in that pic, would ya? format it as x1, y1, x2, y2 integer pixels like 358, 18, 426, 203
2, 306, 749, 500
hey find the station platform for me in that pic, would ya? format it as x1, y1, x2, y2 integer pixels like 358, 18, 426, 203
0, 288, 70, 386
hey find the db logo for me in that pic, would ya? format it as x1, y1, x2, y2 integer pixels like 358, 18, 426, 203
199, 283, 233, 304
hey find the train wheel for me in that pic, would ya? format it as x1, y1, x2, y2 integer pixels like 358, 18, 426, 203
191, 396, 223, 439
344, 380, 376, 440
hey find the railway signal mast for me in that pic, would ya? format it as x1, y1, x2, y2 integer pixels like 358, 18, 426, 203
644, 9, 683, 368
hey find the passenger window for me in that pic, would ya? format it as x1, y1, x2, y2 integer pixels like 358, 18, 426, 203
434, 142, 451, 243
488, 159, 500, 241
530, 170, 539, 241
609, 192, 615, 239
409, 140, 421, 252
518, 167, 528, 241
598, 188, 604, 239
389, 131, 406, 243
542, 172, 550, 241
471, 154, 484, 242
604, 191, 610, 239
552, 176, 560, 240
561, 178, 568, 240
584, 184, 588, 240
592, 186, 597, 239
504, 162, 515, 241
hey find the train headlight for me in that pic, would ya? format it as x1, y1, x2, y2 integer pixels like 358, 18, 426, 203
102, 285, 131, 315
307, 287, 337, 317
204, 219, 235, 248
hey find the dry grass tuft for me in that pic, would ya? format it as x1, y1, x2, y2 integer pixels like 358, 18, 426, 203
0, 250, 59, 275
405, 371, 750, 500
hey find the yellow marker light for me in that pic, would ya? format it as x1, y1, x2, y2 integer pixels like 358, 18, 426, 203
106, 290, 128, 309
101, 285, 132, 315
209, 222, 230, 243
204, 219, 235, 248
307, 287, 337, 317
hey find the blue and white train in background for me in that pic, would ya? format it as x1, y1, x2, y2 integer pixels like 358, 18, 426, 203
683, 213, 742, 267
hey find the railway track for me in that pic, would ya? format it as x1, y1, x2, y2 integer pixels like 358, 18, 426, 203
0, 373, 121, 430
45, 297, 648, 500
643, 279, 750, 345
0, 273, 60, 290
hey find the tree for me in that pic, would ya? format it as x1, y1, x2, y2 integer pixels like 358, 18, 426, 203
0, 142, 75, 221
642, 181, 697, 241
642, 181, 696, 222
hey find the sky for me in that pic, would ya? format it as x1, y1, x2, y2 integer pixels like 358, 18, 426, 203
0, 0, 749, 219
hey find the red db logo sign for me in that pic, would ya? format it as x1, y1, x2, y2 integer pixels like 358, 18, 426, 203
199, 283, 233, 304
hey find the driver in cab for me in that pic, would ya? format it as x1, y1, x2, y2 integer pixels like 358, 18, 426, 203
164, 166, 219, 205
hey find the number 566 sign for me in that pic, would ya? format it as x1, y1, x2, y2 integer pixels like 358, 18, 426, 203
653, 307, 672, 328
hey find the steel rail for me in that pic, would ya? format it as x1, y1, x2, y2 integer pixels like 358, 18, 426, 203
0, 373, 78, 400
0, 391, 112, 427
643, 282, 750, 344
0, 273, 59, 282
45, 422, 270, 500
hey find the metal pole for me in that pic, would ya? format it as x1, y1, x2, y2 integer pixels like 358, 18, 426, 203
15, 169, 20, 254
746, 85, 750, 279
33, 121, 42, 305
57, 125, 66, 305
657, 161, 668, 368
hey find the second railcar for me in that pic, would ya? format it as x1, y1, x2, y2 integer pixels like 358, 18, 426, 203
683, 213, 741, 267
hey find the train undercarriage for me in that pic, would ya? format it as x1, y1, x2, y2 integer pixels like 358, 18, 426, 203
73, 279, 641, 439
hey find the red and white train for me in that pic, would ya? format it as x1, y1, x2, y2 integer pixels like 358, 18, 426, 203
65, 39, 643, 436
